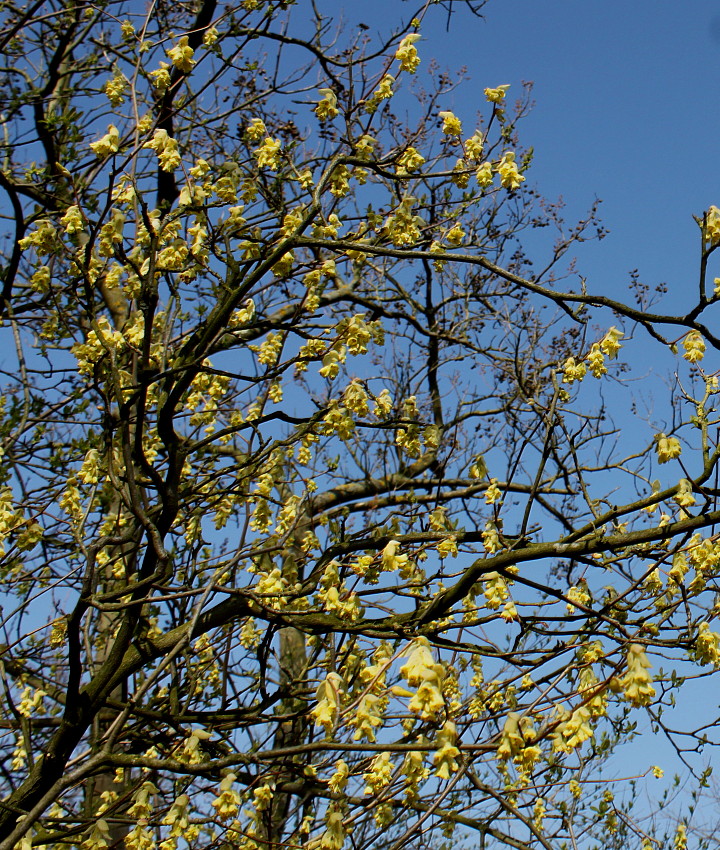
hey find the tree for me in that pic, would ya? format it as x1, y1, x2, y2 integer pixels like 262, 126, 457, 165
0, 2, 719, 849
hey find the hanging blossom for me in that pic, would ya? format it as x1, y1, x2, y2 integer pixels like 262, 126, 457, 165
90, 125, 120, 158
621, 643, 655, 707
167, 35, 195, 73
655, 433, 682, 464
395, 33, 421, 73
485, 84, 510, 103
497, 151, 524, 190
683, 330, 705, 363
439, 111, 462, 136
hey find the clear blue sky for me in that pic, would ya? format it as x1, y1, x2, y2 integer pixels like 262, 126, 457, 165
341, 0, 720, 312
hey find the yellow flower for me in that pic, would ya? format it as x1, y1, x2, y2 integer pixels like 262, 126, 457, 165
311, 672, 344, 735
343, 381, 369, 416
482, 572, 509, 609
103, 70, 127, 106
143, 129, 181, 171
562, 356, 586, 384
436, 536, 457, 559
315, 88, 339, 121
254, 137, 282, 170
693, 621, 720, 665
485, 84, 510, 104
60, 205, 84, 235
621, 643, 655, 707
475, 161, 494, 187
354, 134, 376, 160
655, 433, 681, 464
496, 711, 524, 760
211, 773, 241, 821
433, 721, 460, 779
445, 224, 465, 246
674, 478, 695, 509
396, 146, 425, 174
497, 151, 524, 190
364, 75, 394, 113
484, 478, 502, 504
89, 125, 120, 158
167, 35, 195, 73
381, 540, 409, 572
328, 760, 350, 792
464, 130, 484, 161
395, 33, 421, 73
203, 26, 219, 46
586, 343, 607, 377
439, 111, 462, 136
321, 802, 346, 850
682, 330, 705, 363
705, 205, 720, 245
246, 117, 267, 141
363, 752, 394, 795
482, 519, 500, 552
150, 62, 171, 92
600, 326, 623, 359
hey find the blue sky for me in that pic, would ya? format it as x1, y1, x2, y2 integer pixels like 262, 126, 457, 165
340, 0, 720, 312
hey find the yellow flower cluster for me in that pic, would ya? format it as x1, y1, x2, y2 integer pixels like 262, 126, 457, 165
562, 356, 586, 384
144, 129, 182, 172
484, 478, 502, 504
315, 88, 339, 121
162, 794, 190, 840
621, 643, 655, 707
103, 69, 127, 106
318, 561, 363, 621
445, 224, 465, 246
693, 622, 720, 665
464, 130, 484, 161
322, 401, 355, 441
383, 196, 423, 246
254, 137, 282, 170
19, 219, 57, 256
482, 519, 501, 552
311, 672, 344, 736
71, 316, 125, 375
705, 205, 720, 245
439, 111, 462, 136
482, 571, 509, 609
167, 35, 195, 73
399, 638, 446, 719
211, 773, 241, 821
496, 711, 541, 771
395, 33, 421, 73
485, 84, 510, 103
364, 75, 394, 113
150, 62, 171, 92
566, 581, 590, 613
90, 124, 120, 158
363, 752, 394, 795
655, 433, 681, 464
551, 704, 594, 753
497, 152, 524, 190
396, 146, 425, 174
683, 330, 705, 363
381, 540, 410, 576
674, 478, 695, 510
433, 721, 460, 779
436, 536, 458, 559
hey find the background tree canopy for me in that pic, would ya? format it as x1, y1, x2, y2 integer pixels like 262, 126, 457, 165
0, 1, 719, 849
